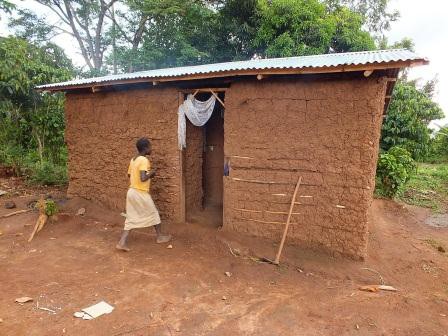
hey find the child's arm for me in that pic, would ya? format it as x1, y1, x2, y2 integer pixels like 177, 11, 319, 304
139, 168, 156, 182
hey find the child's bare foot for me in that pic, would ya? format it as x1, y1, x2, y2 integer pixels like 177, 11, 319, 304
116, 243, 130, 252
156, 234, 172, 244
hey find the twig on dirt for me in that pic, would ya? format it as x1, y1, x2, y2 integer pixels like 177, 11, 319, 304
226, 242, 238, 257
361, 267, 385, 285
104, 286, 121, 292
36, 301, 56, 314
38, 306, 56, 314
411, 243, 422, 251
1, 209, 32, 218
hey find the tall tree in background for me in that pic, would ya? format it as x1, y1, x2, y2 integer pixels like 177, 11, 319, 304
324, 0, 399, 37
9, 0, 393, 74
381, 81, 444, 161
9, 0, 119, 74
253, 0, 375, 57
0, 0, 14, 17
0, 37, 73, 168
110, 0, 218, 71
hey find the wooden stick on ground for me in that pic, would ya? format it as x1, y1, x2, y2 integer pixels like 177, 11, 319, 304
1, 209, 32, 218
274, 175, 303, 265
28, 213, 48, 242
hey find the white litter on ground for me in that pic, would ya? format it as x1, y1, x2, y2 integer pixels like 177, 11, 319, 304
74, 301, 114, 320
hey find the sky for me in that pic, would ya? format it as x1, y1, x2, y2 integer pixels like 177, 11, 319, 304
0, 0, 447, 127
386, 0, 448, 128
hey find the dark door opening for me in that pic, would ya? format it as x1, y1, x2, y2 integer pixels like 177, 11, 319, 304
184, 92, 224, 228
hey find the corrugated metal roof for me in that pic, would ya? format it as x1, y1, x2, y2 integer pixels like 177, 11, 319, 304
37, 49, 427, 90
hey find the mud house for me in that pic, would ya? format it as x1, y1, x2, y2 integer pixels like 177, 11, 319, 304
37, 49, 427, 259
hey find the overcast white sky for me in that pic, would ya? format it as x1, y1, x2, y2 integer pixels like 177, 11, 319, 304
1, 0, 447, 127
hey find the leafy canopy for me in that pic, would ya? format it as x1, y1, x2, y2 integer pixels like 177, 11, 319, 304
0, 36, 73, 169
381, 81, 444, 161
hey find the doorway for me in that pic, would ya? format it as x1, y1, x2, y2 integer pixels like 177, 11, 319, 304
184, 92, 224, 228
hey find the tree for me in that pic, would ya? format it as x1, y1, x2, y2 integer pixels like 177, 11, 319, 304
381, 81, 444, 160
111, 0, 218, 71
254, 0, 335, 57
0, 37, 73, 167
253, 0, 375, 58
330, 7, 376, 52
432, 126, 448, 160
9, 0, 119, 74
212, 0, 258, 62
324, 0, 399, 36
0, 0, 14, 17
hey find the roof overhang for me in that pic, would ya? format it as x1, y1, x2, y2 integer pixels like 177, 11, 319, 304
36, 49, 428, 93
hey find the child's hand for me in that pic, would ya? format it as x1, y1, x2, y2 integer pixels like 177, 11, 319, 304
148, 168, 157, 178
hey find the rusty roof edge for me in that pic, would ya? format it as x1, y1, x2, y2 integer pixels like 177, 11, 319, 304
36, 49, 428, 91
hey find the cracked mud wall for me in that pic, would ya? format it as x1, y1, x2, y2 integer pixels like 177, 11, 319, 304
223, 77, 387, 259
65, 87, 181, 222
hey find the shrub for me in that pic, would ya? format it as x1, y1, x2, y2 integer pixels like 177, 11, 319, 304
35, 198, 59, 216
28, 161, 68, 186
376, 146, 416, 197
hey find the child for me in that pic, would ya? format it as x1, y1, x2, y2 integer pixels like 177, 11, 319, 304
116, 137, 171, 251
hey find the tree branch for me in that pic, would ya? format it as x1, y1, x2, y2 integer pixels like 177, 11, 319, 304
105, 10, 133, 44
61, 0, 94, 70
34, 0, 70, 25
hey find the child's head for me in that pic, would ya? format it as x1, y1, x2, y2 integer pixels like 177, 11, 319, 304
136, 137, 151, 155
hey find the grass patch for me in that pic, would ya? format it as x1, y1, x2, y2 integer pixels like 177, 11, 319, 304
399, 163, 448, 213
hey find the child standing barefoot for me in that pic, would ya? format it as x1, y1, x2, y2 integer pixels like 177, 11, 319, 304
116, 137, 171, 251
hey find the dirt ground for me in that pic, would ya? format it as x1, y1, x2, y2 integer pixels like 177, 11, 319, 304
1, 178, 448, 336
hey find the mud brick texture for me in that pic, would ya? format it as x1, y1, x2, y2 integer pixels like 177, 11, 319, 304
65, 87, 181, 222
184, 120, 203, 216
223, 78, 387, 259
64, 76, 387, 259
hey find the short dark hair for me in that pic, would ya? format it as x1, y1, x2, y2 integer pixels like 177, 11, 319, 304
136, 137, 150, 152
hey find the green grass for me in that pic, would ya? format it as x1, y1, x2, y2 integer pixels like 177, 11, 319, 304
399, 163, 448, 213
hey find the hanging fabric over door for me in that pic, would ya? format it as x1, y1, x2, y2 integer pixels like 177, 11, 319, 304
178, 94, 216, 149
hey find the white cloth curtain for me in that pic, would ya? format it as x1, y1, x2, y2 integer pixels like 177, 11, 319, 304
178, 94, 216, 149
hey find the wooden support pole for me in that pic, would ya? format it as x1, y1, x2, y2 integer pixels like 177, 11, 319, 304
178, 91, 186, 223
274, 175, 302, 265
209, 89, 225, 108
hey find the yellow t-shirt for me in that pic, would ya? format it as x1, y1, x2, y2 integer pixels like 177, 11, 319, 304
128, 156, 151, 192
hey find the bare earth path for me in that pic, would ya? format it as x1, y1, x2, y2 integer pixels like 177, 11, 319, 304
1, 186, 448, 335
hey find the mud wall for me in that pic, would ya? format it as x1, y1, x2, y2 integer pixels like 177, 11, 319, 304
184, 120, 203, 217
203, 108, 224, 206
64, 87, 181, 221
223, 77, 387, 259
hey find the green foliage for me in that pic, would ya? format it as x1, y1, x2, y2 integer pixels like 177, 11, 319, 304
0, 37, 72, 185
380, 81, 444, 161
113, 0, 218, 71
323, 0, 399, 36
399, 163, 448, 212
29, 161, 68, 186
254, 0, 335, 57
253, 0, 375, 58
428, 126, 448, 163
375, 146, 416, 197
109, 0, 377, 71
44, 199, 59, 217
0, 0, 14, 17
36, 198, 59, 216
213, 0, 258, 62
